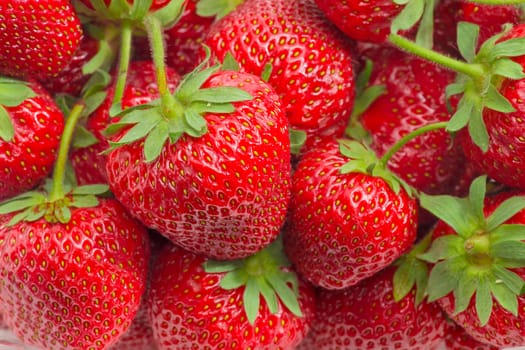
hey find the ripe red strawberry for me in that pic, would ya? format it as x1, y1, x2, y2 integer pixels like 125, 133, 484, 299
0, 0, 83, 80
106, 69, 291, 260
459, 24, 525, 191
296, 264, 447, 350
147, 240, 316, 349
284, 139, 418, 289
204, 0, 355, 151
445, 321, 499, 350
0, 79, 64, 201
419, 177, 525, 347
0, 197, 151, 350
70, 60, 181, 185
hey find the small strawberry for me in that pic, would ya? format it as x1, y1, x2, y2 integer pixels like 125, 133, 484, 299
204, 0, 355, 151
0, 0, 83, 80
296, 264, 447, 350
70, 60, 181, 185
147, 238, 316, 349
284, 139, 418, 289
0, 78, 64, 201
419, 176, 525, 347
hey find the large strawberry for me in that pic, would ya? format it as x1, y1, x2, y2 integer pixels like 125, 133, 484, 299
0, 0, 83, 80
203, 0, 355, 151
0, 197, 151, 350
0, 78, 64, 201
284, 138, 418, 289
147, 238, 316, 349
419, 176, 525, 347
70, 60, 181, 185
296, 264, 447, 350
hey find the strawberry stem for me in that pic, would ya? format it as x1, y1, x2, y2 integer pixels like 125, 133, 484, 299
144, 15, 185, 117
111, 19, 134, 115
378, 121, 448, 167
388, 34, 485, 79
49, 103, 86, 202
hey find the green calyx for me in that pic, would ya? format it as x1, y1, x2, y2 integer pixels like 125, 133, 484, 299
391, 0, 437, 49
0, 77, 37, 142
203, 237, 303, 325
419, 175, 525, 326
105, 16, 252, 163
196, 0, 245, 20
389, 22, 525, 152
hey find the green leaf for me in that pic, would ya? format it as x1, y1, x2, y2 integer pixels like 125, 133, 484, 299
72, 184, 110, 195
82, 39, 113, 75
468, 175, 487, 223
0, 106, 14, 142
414, 0, 435, 49
350, 84, 386, 121
110, 112, 162, 146
70, 195, 100, 208
220, 269, 248, 290
419, 193, 479, 238
493, 265, 525, 295
258, 277, 279, 315
426, 259, 461, 301
290, 128, 307, 155
446, 98, 473, 132
490, 281, 518, 316
453, 270, 478, 314
266, 273, 302, 318
177, 65, 220, 101
475, 278, 493, 326
467, 106, 489, 153
261, 64, 273, 82
83, 91, 108, 117
191, 101, 236, 114
196, 0, 243, 19
491, 224, 525, 244
0, 197, 44, 214
492, 59, 525, 80
390, 0, 425, 34
221, 51, 241, 71
484, 85, 515, 113
203, 260, 243, 273
243, 278, 261, 325
487, 196, 525, 231
150, 0, 185, 27
492, 241, 525, 261
489, 37, 525, 60
0, 81, 36, 107
393, 261, 416, 301
188, 87, 252, 104
457, 21, 479, 63
183, 109, 207, 137
54, 205, 72, 224
73, 126, 100, 149
144, 122, 170, 162
418, 235, 464, 263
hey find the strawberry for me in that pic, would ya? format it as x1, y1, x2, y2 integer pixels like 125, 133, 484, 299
284, 139, 418, 289
0, 197, 151, 350
296, 264, 447, 350
203, 0, 355, 151
0, 0, 83, 80
105, 66, 291, 260
70, 60, 181, 185
419, 176, 525, 347
147, 239, 316, 349
0, 79, 64, 201
445, 321, 500, 350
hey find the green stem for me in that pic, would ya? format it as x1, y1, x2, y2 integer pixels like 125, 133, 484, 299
49, 103, 86, 202
111, 19, 133, 114
144, 15, 184, 116
388, 34, 485, 79
378, 121, 449, 166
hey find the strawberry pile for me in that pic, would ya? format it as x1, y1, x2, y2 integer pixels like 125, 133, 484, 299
3, 0, 525, 349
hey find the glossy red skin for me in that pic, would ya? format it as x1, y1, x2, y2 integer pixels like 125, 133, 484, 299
106, 71, 291, 260
70, 61, 181, 185
109, 299, 157, 350
445, 321, 500, 350
0, 81, 64, 201
431, 191, 525, 347
461, 24, 525, 191
79, 0, 170, 11
0, 198, 151, 350
204, 0, 355, 151
284, 139, 418, 289
359, 49, 467, 197
0, 0, 82, 80
313, 0, 403, 43
41, 35, 100, 97
147, 244, 316, 350
296, 265, 447, 350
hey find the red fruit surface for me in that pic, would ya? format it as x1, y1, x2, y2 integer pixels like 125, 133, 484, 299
0, 81, 64, 201
70, 61, 181, 185
147, 245, 316, 350
0, 0, 83, 80
0, 198, 151, 350
445, 321, 500, 350
431, 191, 525, 347
204, 0, 355, 151
296, 265, 447, 350
106, 71, 291, 260
313, 0, 403, 43
461, 24, 525, 191
284, 139, 418, 289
